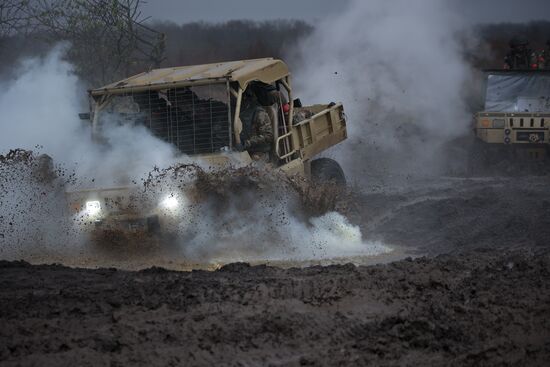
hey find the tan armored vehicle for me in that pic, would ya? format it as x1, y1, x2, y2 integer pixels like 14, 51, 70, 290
68, 58, 348, 233
473, 69, 550, 165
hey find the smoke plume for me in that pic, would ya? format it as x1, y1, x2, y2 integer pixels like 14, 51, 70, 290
0, 46, 185, 188
291, 0, 474, 184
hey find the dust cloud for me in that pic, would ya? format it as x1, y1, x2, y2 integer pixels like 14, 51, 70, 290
291, 0, 475, 183
0, 48, 390, 267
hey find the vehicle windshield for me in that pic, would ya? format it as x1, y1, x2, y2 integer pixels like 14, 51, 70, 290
485, 72, 550, 112
94, 83, 231, 155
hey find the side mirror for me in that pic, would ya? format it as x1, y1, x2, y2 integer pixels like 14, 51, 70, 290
293, 98, 302, 108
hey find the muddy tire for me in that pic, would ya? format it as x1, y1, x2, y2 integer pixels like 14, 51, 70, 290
311, 158, 346, 185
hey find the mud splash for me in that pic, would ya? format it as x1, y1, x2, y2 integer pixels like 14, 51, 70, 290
0, 152, 393, 269
143, 163, 350, 217
141, 163, 393, 265
0, 149, 86, 263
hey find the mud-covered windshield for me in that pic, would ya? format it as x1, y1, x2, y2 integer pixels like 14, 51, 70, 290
484, 72, 550, 112
94, 83, 231, 155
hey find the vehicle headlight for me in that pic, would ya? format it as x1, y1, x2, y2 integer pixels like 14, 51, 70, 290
160, 195, 180, 210
85, 200, 101, 215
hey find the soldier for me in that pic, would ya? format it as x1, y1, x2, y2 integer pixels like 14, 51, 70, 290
237, 89, 274, 161
504, 37, 532, 70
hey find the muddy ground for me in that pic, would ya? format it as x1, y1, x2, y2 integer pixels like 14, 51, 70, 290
357, 175, 550, 255
1, 175, 550, 366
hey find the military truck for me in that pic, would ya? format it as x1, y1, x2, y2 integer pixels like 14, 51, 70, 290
472, 69, 550, 167
68, 58, 348, 233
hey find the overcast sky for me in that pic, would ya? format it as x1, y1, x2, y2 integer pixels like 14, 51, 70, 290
141, 0, 349, 23
142, 0, 550, 25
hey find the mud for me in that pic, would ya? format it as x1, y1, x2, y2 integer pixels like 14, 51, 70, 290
1, 171, 550, 365
143, 162, 350, 218
356, 176, 550, 255
0, 248, 549, 366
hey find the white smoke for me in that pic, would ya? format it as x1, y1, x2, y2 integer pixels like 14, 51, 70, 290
291, 0, 474, 182
170, 187, 391, 264
0, 45, 184, 188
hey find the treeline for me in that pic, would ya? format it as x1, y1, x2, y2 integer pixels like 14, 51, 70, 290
0, 18, 311, 87
1, 14, 548, 87
0, 0, 165, 87
154, 20, 312, 68
151, 19, 550, 71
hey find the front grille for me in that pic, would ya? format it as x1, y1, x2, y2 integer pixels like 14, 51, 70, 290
98, 83, 231, 155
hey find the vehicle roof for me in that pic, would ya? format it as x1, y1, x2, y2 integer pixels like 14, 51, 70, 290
90, 58, 289, 96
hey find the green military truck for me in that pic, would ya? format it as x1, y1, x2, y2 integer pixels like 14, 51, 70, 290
472, 69, 550, 167
68, 58, 348, 233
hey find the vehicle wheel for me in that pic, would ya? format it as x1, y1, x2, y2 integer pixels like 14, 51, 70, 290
311, 158, 346, 185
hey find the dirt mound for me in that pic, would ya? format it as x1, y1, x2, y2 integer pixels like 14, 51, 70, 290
1, 248, 549, 366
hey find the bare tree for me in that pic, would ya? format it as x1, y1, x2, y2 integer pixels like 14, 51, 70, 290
2, 0, 165, 86
0, 0, 33, 37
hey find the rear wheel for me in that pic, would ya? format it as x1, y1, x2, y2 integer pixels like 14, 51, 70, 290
311, 158, 346, 185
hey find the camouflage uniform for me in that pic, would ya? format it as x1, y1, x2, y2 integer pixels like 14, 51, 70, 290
244, 109, 272, 150
240, 102, 273, 160
292, 109, 314, 125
